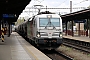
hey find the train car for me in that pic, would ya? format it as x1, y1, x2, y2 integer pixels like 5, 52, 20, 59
18, 11, 63, 50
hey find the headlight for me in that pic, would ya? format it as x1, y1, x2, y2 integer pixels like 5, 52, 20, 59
36, 32, 40, 37
37, 34, 40, 37
59, 32, 63, 37
60, 34, 62, 37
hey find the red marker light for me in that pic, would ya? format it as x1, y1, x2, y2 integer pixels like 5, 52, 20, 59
49, 33, 51, 34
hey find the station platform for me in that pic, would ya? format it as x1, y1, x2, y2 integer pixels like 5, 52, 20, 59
63, 35, 90, 43
0, 32, 51, 60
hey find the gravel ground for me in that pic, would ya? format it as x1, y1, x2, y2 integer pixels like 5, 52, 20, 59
56, 45, 90, 60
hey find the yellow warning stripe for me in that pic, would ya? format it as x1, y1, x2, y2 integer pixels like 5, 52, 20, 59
1, 28, 4, 42
2, 33, 4, 36
2, 38, 4, 40
2, 28, 4, 31
25, 45, 39, 60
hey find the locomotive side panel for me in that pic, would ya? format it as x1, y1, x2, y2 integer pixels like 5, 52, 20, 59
32, 18, 37, 39
27, 20, 33, 39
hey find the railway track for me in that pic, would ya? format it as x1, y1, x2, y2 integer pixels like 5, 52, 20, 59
19, 33, 75, 60
63, 38, 90, 53
41, 50, 73, 60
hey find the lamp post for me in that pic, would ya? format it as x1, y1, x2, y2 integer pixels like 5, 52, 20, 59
70, 1, 72, 13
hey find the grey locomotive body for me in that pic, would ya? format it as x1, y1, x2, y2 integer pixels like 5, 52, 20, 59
18, 12, 63, 50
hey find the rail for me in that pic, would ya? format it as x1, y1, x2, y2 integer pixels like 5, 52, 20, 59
63, 38, 90, 53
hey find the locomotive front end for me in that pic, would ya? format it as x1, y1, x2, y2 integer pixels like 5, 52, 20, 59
36, 14, 63, 49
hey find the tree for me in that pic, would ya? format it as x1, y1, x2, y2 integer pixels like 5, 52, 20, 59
15, 17, 24, 25
87, 5, 90, 8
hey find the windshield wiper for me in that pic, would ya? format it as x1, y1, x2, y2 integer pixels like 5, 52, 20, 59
45, 21, 49, 29
44, 21, 56, 29
50, 22, 56, 29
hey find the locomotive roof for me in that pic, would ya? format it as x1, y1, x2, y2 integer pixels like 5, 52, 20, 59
28, 11, 61, 21
36, 14, 60, 18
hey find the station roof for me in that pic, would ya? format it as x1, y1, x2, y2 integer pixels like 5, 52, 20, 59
61, 8, 90, 23
0, 0, 31, 23
0, 0, 90, 23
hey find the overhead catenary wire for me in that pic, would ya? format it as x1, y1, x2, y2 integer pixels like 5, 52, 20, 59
73, 0, 89, 6
55, 0, 68, 7
34, 0, 44, 4
22, 0, 44, 17
26, 7, 86, 9
21, 0, 89, 18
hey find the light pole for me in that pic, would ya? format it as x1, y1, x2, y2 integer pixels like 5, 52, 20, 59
70, 1, 72, 13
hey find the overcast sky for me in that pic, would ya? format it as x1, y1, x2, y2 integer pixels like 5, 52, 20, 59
19, 0, 90, 18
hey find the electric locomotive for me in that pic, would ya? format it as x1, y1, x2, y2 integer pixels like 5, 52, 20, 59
18, 11, 63, 50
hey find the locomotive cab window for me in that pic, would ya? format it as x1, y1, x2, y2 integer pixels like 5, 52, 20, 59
39, 18, 48, 27
39, 18, 60, 27
51, 18, 60, 27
